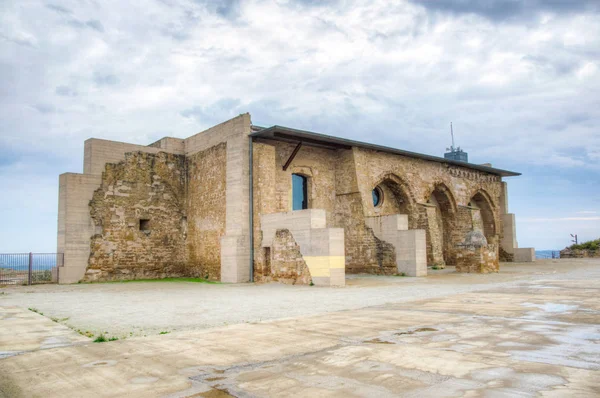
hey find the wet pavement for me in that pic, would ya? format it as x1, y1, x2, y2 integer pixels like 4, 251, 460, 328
1, 260, 599, 397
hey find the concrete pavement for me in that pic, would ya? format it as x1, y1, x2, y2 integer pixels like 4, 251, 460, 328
1, 260, 599, 397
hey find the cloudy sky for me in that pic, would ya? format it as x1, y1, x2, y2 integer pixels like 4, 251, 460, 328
1, 0, 599, 252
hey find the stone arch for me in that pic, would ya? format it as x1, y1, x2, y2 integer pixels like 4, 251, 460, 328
373, 172, 418, 228
469, 189, 497, 243
425, 183, 458, 266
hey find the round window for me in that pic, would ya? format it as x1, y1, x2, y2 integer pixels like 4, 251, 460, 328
372, 186, 383, 207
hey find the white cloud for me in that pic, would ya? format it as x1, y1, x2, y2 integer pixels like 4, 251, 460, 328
0, 0, 599, 251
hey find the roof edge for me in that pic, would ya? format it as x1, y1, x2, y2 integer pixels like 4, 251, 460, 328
250, 125, 521, 177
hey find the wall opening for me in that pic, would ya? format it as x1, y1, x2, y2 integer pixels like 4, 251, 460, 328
377, 176, 415, 227
139, 219, 150, 232
292, 174, 308, 210
372, 186, 383, 207
427, 185, 456, 266
470, 192, 496, 242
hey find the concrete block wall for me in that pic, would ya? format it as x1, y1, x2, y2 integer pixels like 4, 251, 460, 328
84, 138, 184, 175
261, 209, 345, 286
499, 183, 535, 262
57, 173, 102, 283
365, 214, 427, 276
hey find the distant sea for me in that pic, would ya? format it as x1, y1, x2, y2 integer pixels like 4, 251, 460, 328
535, 250, 561, 259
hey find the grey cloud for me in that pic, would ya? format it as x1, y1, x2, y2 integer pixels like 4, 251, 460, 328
191, 0, 241, 19
33, 103, 56, 114
55, 85, 77, 97
0, 33, 36, 48
46, 4, 71, 14
181, 98, 242, 124
93, 73, 119, 86
66, 18, 104, 32
407, 0, 600, 22
85, 20, 104, 32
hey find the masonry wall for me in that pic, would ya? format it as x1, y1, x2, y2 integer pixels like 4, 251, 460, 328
85, 152, 187, 281
252, 142, 505, 275
354, 148, 503, 268
186, 142, 227, 280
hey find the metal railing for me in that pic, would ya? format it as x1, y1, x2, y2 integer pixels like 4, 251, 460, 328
535, 251, 560, 259
0, 253, 63, 285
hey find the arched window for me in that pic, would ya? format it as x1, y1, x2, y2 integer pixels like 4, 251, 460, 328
292, 174, 308, 210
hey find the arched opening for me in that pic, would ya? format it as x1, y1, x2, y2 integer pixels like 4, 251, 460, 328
470, 191, 496, 242
292, 174, 308, 210
426, 184, 457, 266
375, 174, 416, 227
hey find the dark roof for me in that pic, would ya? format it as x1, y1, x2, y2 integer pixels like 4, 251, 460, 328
250, 125, 521, 177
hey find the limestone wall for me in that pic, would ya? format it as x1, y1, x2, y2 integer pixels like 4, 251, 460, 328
85, 152, 187, 281
186, 142, 227, 280
264, 229, 312, 285
251, 140, 505, 274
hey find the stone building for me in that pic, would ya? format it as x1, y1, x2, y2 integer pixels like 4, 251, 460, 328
56, 113, 534, 285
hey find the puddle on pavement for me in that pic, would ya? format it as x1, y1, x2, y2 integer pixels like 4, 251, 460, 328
396, 327, 438, 336
365, 338, 394, 344
522, 303, 579, 313
82, 360, 118, 368
199, 389, 236, 398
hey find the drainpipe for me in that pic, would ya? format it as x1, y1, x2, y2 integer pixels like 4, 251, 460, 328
248, 135, 254, 282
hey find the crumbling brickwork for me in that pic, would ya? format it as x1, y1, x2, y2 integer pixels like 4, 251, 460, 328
86, 152, 187, 281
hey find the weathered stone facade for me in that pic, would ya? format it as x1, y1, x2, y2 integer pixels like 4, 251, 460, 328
260, 229, 312, 285
57, 113, 532, 284
86, 152, 187, 281
186, 142, 227, 280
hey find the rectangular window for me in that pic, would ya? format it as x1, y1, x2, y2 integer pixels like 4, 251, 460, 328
292, 174, 308, 210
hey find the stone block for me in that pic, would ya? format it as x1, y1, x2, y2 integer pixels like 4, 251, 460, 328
514, 248, 535, 262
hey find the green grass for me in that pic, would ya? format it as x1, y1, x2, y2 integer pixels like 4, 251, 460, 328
93, 335, 107, 343
90, 277, 219, 284
159, 331, 170, 335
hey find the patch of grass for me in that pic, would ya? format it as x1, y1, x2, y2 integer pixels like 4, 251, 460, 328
159, 331, 170, 335
309, 280, 314, 286
76, 329, 95, 338
108, 336, 119, 341
394, 272, 406, 277
93, 335, 107, 343
89, 277, 219, 284
28, 307, 44, 316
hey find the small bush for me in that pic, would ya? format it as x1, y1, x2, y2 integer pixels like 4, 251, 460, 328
159, 331, 170, 335
93, 335, 107, 343
108, 337, 119, 341
570, 238, 600, 251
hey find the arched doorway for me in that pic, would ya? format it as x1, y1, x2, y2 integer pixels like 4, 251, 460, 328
469, 191, 496, 243
426, 184, 457, 266
373, 173, 417, 228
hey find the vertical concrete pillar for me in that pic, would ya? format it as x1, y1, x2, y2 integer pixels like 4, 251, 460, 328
57, 173, 102, 283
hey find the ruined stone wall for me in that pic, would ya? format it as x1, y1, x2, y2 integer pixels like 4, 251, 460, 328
86, 152, 187, 281
455, 244, 499, 273
261, 229, 312, 285
186, 142, 227, 280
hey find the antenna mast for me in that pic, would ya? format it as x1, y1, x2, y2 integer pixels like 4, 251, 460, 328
450, 122, 455, 150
